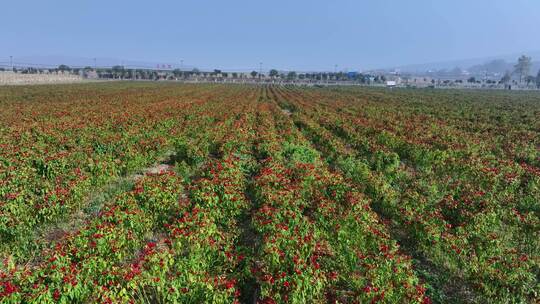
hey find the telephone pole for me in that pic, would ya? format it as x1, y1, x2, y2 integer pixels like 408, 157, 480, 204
180, 60, 184, 79
10, 56, 13, 71
259, 62, 262, 80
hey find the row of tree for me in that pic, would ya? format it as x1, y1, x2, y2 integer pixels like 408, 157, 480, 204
86, 66, 379, 83
5, 60, 539, 88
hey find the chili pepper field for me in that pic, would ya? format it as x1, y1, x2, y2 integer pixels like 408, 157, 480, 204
0, 83, 538, 303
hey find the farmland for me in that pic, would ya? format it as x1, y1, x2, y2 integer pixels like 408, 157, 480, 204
0, 83, 539, 303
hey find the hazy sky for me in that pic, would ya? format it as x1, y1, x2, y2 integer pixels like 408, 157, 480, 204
2, 0, 540, 71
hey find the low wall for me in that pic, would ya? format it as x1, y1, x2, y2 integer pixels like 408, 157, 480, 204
0, 72, 84, 85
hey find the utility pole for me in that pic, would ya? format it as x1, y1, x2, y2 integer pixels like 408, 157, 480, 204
121, 61, 125, 80
180, 60, 184, 79
93, 58, 97, 70
259, 62, 262, 81
10, 56, 13, 71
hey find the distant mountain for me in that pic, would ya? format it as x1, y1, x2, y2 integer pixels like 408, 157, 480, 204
3, 53, 540, 76
385, 51, 540, 75
1, 55, 196, 70
468, 59, 540, 75
468, 59, 510, 74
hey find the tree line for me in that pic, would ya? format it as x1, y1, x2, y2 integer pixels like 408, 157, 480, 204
4, 57, 540, 88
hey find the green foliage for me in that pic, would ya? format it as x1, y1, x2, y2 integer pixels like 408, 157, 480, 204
281, 142, 319, 164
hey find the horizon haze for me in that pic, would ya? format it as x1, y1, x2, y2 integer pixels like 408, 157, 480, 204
2, 0, 540, 71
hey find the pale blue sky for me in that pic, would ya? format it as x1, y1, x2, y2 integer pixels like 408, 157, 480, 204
2, 0, 540, 71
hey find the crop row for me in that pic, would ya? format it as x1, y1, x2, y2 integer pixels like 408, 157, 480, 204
271, 85, 539, 303
1, 83, 538, 303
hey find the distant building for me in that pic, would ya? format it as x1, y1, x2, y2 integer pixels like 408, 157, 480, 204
347, 72, 358, 79
83, 70, 98, 79
386, 80, 397, 87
